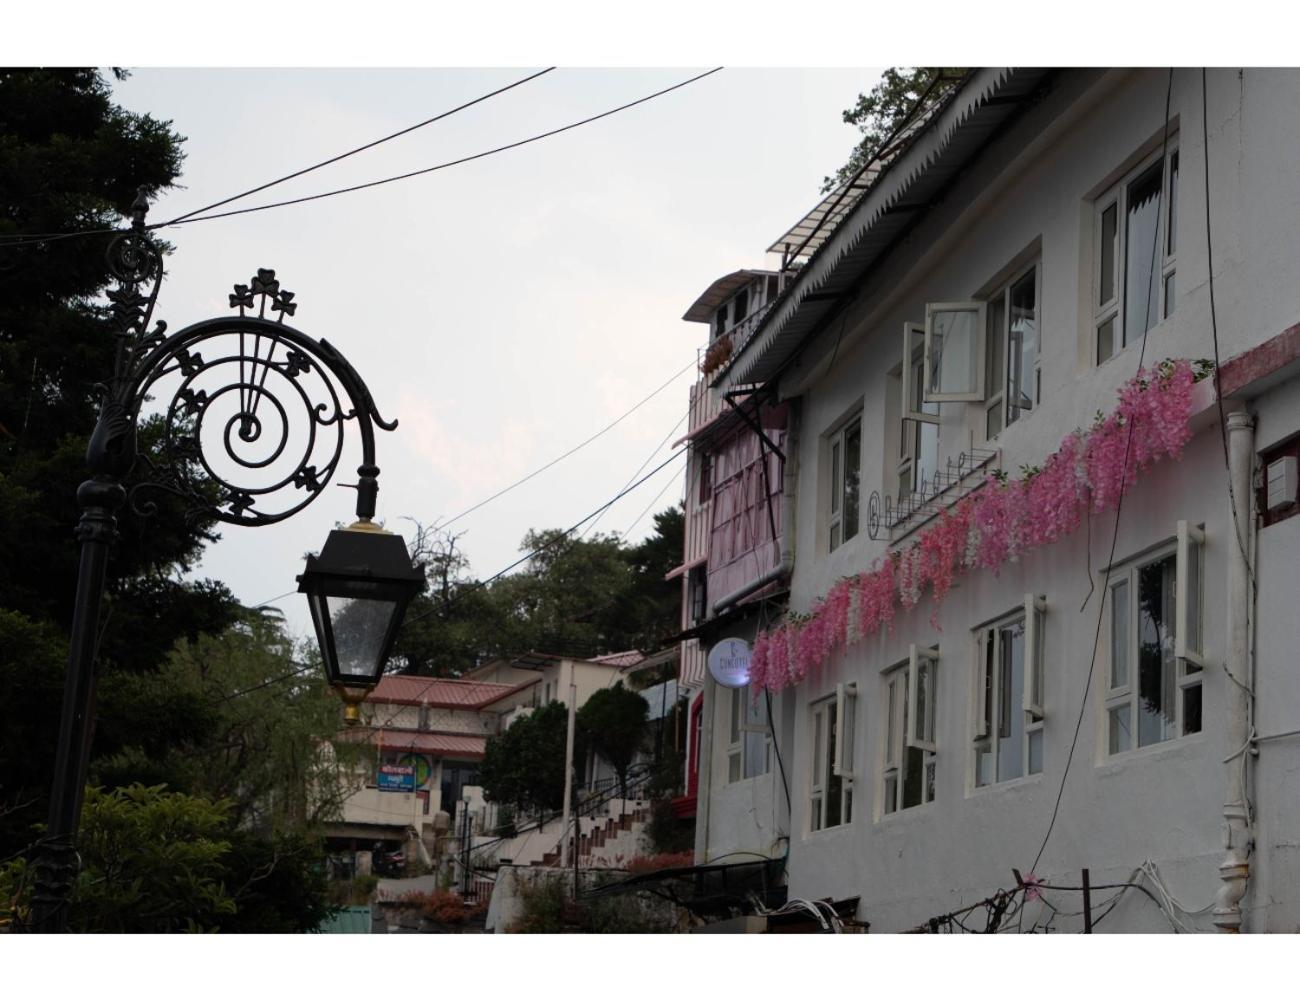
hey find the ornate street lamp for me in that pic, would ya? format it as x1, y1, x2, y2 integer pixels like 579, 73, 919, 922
26, 192, 425, 932
298, 521, 425, 724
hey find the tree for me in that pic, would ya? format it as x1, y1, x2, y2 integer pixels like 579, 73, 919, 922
480, 702, 582, 818
822, 68, 969, 194
577, 682, 649, 799
0, 69, 248, 855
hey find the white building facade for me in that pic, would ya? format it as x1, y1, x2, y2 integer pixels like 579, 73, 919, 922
688, 67, 1300, 932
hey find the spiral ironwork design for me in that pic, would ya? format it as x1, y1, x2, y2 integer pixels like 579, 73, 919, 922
115, 267, 395, 527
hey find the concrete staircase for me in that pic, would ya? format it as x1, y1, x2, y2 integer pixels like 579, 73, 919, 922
537, 800, 650, 868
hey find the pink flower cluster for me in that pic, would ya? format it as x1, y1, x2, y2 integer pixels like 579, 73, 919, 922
747, 358, 1200, 694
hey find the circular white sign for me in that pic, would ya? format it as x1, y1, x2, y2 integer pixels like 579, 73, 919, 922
708, 638, 752, 689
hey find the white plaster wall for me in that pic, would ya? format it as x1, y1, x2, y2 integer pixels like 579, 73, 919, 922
707, 67, 1300, 931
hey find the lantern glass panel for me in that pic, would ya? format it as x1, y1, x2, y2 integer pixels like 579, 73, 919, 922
330, 595, 398, 680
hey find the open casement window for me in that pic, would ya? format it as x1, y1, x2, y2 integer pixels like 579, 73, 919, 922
829, 415, 862, 551
727, 685, 771, 783
973, 598, 1045, 787
810, 689, 854, 831
1094, 138, 1180, 365
881, 648, 938, 815
924, 302, 986, 402
898, 323, 941, 498
1104, 529, 1204, 755
983, 264, 1040, 441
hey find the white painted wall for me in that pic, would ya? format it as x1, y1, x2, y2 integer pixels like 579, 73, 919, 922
695, 68, 1300, 931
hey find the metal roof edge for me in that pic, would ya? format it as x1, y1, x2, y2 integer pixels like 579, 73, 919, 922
719, 68, 1017, 393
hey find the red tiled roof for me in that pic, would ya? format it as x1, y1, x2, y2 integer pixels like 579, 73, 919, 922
339, 727, 487, 759
590, 650, 645, 668
367, 675, 535, 709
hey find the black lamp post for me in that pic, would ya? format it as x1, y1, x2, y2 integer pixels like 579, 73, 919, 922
26, 192, 425, 932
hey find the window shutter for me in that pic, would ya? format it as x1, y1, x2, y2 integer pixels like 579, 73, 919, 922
1023, 595, 1047, 719
906, 645, 938, 752
923, 302, 987, 402
1175, 521, 1206, 667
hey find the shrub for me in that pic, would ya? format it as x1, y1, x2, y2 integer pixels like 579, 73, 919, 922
624, 850, 693, 875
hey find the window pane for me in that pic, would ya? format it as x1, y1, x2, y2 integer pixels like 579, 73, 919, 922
1028, 729, 1044, 775
987, 402, 1003, 441
1100, 203, 1118, 305
884, 775, 898, 815
728, 754, 741, 782
1167, 150, 1179, 256
1183, 684, 1202, 736
885, 680, 897, 766
930, 308, 980, 396
982, 632, 995, 737
830, 440, 841, 515
1109, 706, 1132, 754
830, 522, 841, 551
925, 760, 936, 803
843, 785, 853, 825
1111, 580, 1129, 689
1186, 534, 1201, 657
918, 422, 939, 495
810, 794, 822, 831
987, 293, 1006, 400
1164, 272, 1176, 319
1007, 270, 1037, 422
843, 421, 861, 541
1125, 161, 1164, 344
915, 661, 929, 743
902, 747, 924, 809
1137, 556, 1176, 747
1097, 317, 1115, 364
997, 623, 1026, 782
825, 702, 841, 827
975, 746, 993, 787
812, 711, 823, 786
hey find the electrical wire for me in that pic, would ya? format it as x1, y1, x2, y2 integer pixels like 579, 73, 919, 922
154, 68, 725, 229
161, 68, 555, 227
616, 467, 683, 543
1029, 67, 1173, 876
0, 68, 723, 244
435, 357, 696, 532
581, 410, 688, 541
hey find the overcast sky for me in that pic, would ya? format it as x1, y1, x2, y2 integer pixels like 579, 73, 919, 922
110, 67, 880, 640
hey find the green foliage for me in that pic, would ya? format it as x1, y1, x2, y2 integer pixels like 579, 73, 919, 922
67, 784, 237, 933
644, 796, 694, 856
577, 682, 649, 798
509, 872, 568, 933
215, 831, 336, 934
390, 507, 684, 675
508, 871, 680, 933
822, 68, 968, 193
481, 702, 583, 816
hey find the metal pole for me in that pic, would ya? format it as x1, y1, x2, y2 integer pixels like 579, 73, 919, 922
28, 478, 125, 932
1082, 868, 1093, 934
559, 661, 577, 870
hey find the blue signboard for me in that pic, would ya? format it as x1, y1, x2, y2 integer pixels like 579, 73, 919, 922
378, 763, 415, 792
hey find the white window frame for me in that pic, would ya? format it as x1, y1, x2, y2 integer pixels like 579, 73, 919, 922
983, 262, 1042, 442
1093, 138, 1180, 365
1103, 523, 1204, 756
726, 685, 771, 784
923, 301, 987, 402
898, 323, 940, 498
828, 414, 862, 552
972, 597, 1046, 788
810, 686, 855, 831
880, 646, 939, 816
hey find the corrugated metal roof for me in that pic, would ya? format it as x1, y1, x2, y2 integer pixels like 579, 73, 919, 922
720, 68, 1053, 392
340, 727, 488, 759
368, 675, 532, 709
682, 269, 778, 323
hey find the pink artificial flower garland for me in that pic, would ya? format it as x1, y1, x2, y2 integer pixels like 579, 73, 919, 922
747, 358, 1201, 693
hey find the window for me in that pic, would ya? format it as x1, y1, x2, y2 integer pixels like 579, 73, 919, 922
983, 264, 1040, 440
973, 597, 1046, 787
898, 324, 940, 498
880, 646, 939, 815
698, 451, 712, 504
924, 302, 987, 401
810, 684, 855, 830
1094, 139, 1179, 364
829, 415, 862, 550
688, 565, 708, 624
726, 685, 771, 783
1104, 523, 1204, 754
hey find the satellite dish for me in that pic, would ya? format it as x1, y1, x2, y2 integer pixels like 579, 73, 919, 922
707, 637, 751, 689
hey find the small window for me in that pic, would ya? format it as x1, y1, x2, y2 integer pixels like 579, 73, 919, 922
698, 452, 712, 505
727, 685, 771, 784
898, 323, 940, 498
829, 415, 862, 551
973, 597, 1046, 787
924, 302, 986, 401
1104, 525, 1204, 754
688, 566, 708, 624
810, 685, 855, 830
881, 646, 939, 815
1094, 139, 1179, 364
984, 264, 1040, 440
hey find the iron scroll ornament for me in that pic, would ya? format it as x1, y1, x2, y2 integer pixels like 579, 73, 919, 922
94, 227, 396, 527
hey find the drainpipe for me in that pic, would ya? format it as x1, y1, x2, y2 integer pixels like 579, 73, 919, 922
694, 674, 716, 865
1214, 409, 1255, 932
712, 400, 800, 615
